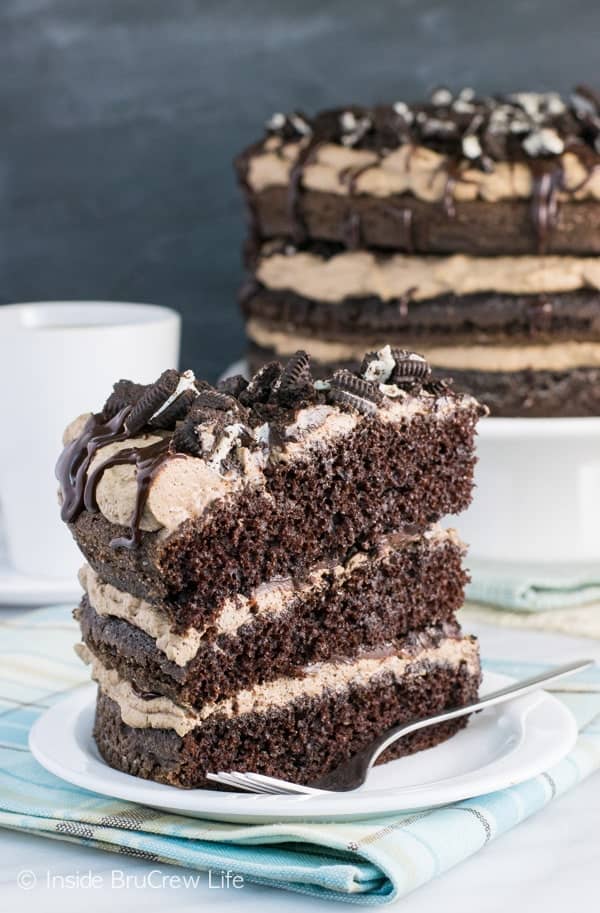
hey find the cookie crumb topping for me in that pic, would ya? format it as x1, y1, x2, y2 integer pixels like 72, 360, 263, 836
263, 86, 600, 166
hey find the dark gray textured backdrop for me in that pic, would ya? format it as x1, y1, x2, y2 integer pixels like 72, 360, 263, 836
2, 0, 598, 379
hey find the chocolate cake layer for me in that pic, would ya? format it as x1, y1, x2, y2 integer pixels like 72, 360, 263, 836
59, 353, 483, 627
92, 633, 480, 788
76, 527, 468, 707
435, 365, 600, 418
242, 281, 600, 346
244, 186, 600, 256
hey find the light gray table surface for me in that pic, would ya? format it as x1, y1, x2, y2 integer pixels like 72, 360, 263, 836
0, 606, 598, 913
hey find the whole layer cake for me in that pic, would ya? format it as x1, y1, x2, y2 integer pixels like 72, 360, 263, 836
236, 87, 600, 416
58, 349, 484, 788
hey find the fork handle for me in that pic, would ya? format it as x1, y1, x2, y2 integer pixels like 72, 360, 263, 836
368, 657, 594, 771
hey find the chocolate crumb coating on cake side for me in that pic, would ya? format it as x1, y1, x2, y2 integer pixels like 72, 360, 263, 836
58, 349, 485, 626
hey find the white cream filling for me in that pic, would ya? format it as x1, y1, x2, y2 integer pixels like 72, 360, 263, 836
80, 635, 479, 737
151, 370, 198, 421
248, 138, 600, 203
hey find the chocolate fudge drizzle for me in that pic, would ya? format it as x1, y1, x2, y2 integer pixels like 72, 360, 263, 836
340, 160, 381, 250
56, 405, 178, 551
530, 161, 564, 253
87, 438, 175, 550
56, 407, 133, 524
261, 87, 600, 247
342, 211, 362, 250
288, 137, 323, 243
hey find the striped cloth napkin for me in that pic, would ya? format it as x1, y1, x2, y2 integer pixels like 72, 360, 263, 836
466, 558, 600, 612
463, 559, 600, 639
1, 605, 599, 905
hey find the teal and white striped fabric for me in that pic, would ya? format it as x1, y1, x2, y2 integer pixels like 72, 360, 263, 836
466, 559, 600, 612
1, 605, 599, 905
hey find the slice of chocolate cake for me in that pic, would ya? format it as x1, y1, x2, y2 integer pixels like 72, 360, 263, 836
59, 349, 484, 788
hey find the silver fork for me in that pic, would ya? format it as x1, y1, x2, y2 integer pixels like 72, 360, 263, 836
206, 658, 593, 795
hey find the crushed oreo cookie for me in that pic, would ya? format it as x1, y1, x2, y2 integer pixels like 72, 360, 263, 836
339, 110, 373, 148
328, 369, 383, 415
169, 383, 249, 459
265, 110, 313, 142
360, 346, 397, 384
150, 388, 197, 430
128, 369, 202, 434
102, 379, 148, 420
278, 350, 313, 405
391, 351, 431, 386
170, 419, 202, 457
328, 387, 377, 415
263, 87, 600, 166
170, 398, 214, 457
424, 378, 452, 396
239, 361, 282, 406
195, 388, 240, 413
124, 369, 182, 434
217, 374, 249, 398
206, 422, 253, 474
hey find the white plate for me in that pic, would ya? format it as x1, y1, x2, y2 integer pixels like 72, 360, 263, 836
29, 672, 577, 823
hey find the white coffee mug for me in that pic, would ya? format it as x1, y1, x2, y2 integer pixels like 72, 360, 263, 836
0, 302, 181, 580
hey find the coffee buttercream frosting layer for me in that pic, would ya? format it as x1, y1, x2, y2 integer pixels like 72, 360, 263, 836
78, 632, 479, 737
256, 250, 600, 303
246, 322, 600, 373
248, 140, 600, 204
